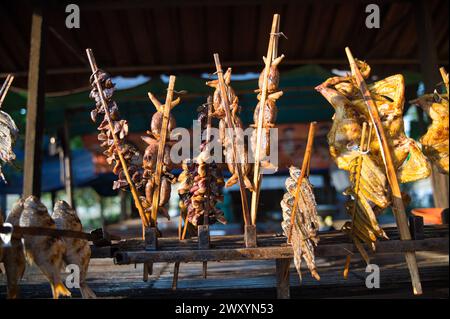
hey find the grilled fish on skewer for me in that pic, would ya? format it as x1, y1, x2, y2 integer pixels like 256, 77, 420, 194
281, 166, 320, 280
52, 200, 96, 299
19, 196, 71, 299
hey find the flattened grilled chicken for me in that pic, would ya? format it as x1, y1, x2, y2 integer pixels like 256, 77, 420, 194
316, 69, 431, 183
411, 93, 449, 174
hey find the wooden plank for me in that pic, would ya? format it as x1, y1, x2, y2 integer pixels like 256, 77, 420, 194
112, 237, 449, 264
23, 3, 46, 198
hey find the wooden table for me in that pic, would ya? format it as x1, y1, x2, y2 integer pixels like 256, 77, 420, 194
91, 223, 449, 299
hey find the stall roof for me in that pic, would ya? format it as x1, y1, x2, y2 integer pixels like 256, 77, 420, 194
1, 0, 448, 93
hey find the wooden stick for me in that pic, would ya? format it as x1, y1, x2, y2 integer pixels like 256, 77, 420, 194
213, 53, 251, 226
0, 74, 14, 108
150, 76, 176, 226
440, 67, 448, 97
86, 49, 149, 230
345, 47, 423, 295
250, 14, 281, 226
287, 122, 316, 243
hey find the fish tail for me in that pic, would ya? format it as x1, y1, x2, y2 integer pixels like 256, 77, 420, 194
52, 282, 71, 299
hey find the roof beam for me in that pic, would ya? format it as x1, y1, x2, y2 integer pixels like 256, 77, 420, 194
3, 58, 449, 78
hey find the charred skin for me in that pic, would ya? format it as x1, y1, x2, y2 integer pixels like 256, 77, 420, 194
52, 200, 96, 299
3, 198, 26, 299
19, 196, 71, 299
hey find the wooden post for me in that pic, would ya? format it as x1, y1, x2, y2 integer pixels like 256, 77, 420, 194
23, 3, 46, 198
415, 0, 449, 209
62, 114, 74, 208
345, 47, 423, 295
275, 258, 290, 299
409, 215, 424, 240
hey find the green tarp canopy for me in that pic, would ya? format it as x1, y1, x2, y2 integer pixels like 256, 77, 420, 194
3, 65, 422, 137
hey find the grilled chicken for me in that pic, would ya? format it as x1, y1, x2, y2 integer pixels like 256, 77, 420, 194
411, 92, 449, 174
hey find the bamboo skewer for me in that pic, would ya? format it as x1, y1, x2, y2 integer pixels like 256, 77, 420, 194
86, 49, 149, 232
345, 47, 423, 295
213, 53, 251, 226
0, 74, 14, 108
287, 122, 316, 243
250, 14, 281, 226
440, 67, 448, 97
150, 76, 176, 226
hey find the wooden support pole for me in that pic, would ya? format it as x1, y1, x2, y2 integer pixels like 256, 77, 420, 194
150, 76, 176, 226
23, 3, 46, 198
415, 0, 449, 209
345, 47, 423, 295
62, 114, 74, 208
250, 14, 280, 226
213, 54, 251, 227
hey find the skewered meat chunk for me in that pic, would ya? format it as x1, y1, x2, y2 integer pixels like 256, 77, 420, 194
177, 103, 227, 230
257, 55, 284, 93
281, 166, 320, 280
411, 92, 449, 174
